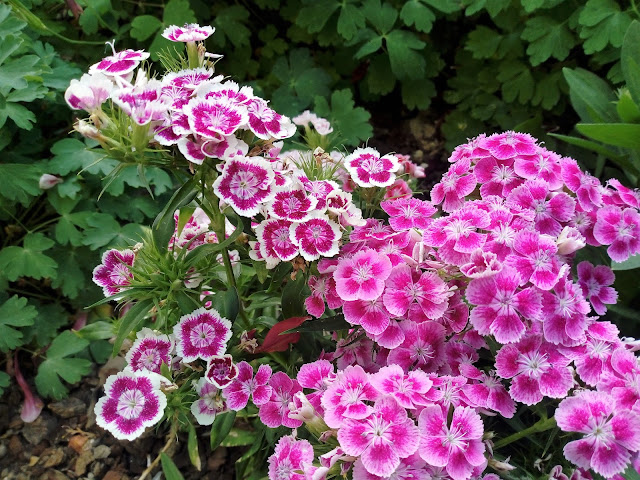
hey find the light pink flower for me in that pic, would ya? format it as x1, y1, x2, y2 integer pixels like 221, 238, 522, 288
321, 365, 379, 428
259, 372, 303, 428
339, 396, 420, 477
369, 364, 433, 409
213, 157, 275, 217
223, 361, 272, 410
514, 148, 563, 190
297, 359, 335, 413
125, 329, 173, 374
556, 390, 640, 478
384, 179, 412, 200
431, 157, 477, 212
593, 206, 640, 262
418, 404, 486, 480
333, 249, 392, 301
191, 377, 226, 425
597, 348, 640, 410
570, 321, 620, 386
305, 274, 343, 317
466, 266, 542, 344
111, 80, 169, 125
334, 335, 377, 370
289, 214, 341, 261
380, 198, 435, 231
268, 436, 314, 480
577, 262, 618, 315
344, 147, 400, 188
38, 174, 63, 190
460, 249, 503, 279
351, 453, 430, 480
561, 157, 604, 211
65, 72, 113, 112
162, 24, 215, 42
92, 248, 135, 297
386, 321, 446, 373
495, 335, 573, 405
95, 371, 166, 440
89, 48, 149, 76
478, 131, 537, 160
506, 230, 562, 290
540, 274, 591, 346
14, 353, 43, 423
460, 364, 515, 418
556, 226, 587, 255
343, 297, 391, 336
473, 157, 522, 198
173, 307, 232, 362
292, 110, 333, 135
205, 354, 238, 388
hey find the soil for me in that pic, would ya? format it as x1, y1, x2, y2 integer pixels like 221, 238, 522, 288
0, 113, 448, 480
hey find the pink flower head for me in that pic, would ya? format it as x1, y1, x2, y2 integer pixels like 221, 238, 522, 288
95, 371, 167, 440
384, 179, 412, 200
292, 110, 333, 135
514, 148, 563, 190
506, 230, 562, 290
369, 364, 433, 409
65, 72, 113, 112
556, 390, 640, 478
343, 296, 391, 336
268, 436, 314, 480
431, 158, 477, 212
569, 321, 620, 386
269, 188, 318, 222
381, 198, 436, 231
460, 249, 503, 279
593, 206, 640, 262
163, 68, 215, 91
223, 362, 272, 410
478, 131, 538, 160
344, 147, 400, 188
162, 24, 215, 42
418, 404, 486, 480
577, 262, 618, 315
597, 348, 640, 410
321, 365, 379, 428
541, 274, 591, 346
473, 156, 522, 198
383, 264, 451, 322
387, 321, 446, 373
173, 307, 232, 362
89, 48, 149, 76
334, 249, 392, 301
256, 218, 298, 262
495, 335, 574, 405
213, 157, 276, 217
607, 179, 640, 209
334, 334, 377, 370
39, 173, 63, 190
205, 354, 238, 388
191, 377, 226, 425
460, 365, 515, 418
466, 266, 542, 344
247, 97, 296, 140
289, 214, 341, 261
351, 453, 430, 480
305, 274, 343, 317
125, 329, 173, 374
185, 97, 249, 137
259, 372, 303, 428
92, 248, 135, 297
112, 80, 169, 125
297, 359, 335, 413
339, 397, 420, 477
557, 226, 587, 255
561, 157, 604, 211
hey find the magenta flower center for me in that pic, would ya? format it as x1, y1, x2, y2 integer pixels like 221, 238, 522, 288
587, 340, 610, 358
140, 348, 161, 370
443, 424, 468, 448
518, 351, 550, 378
117, 389, 145, 419
274, 460, 293, 480
230, 172, 259, 198
190, 323, 217, 348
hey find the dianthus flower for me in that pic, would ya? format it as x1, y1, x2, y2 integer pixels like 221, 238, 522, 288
597, 347, 640, 410
479, 131, 538, 160
125, 328, 173, 374
259, 372, 303, 428
92, 248, 135, 297
505, 230, 563, 290
162, 23, 215, 42
65, 72, 113, 112
556, 390, 640, 478
343, 296, 391, 336
333, 249, 392, 301
191, 377, 226, 425
205, 354, 238, 388
568, 321, 620, 387
369, 364, 433, 409
268, 436, 314, 480
386, 321, 446, 373
173, 307, 232, 362
561, 157, 604, 211
460, 364, 515, 418
540, 274, 591, 346
593, 205, 640, 262
296, 360, 335, 413
88, 48, 149, 77
321, 365, 379, 428
289, 214, 341, 261
380, 197, 436, 231
223, 361, 272, 410
344, 147, 400, 188
577, 262, 618, 315
305, 274, 343, 318
338, 396, 420, 477
513, 148, 563, 190
473, 156, 522, 198
418, 404, 486, 480
431, 157, 477, 212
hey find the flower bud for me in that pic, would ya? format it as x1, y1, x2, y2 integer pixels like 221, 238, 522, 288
39, 174, 63, 190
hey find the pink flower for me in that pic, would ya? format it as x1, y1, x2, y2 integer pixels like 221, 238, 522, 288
14, 353, 43, 423
95, 371, 167, 440
255, 218, 298, 263
473, 157, 522, 198
321, 365, 379, 428
344, 147, 400, 188
514, 148, 563, 190
495, 335, 573, 405
593, 206, 640, 262
305, 274, 343, 317
111, 80, 169, 125
38, 174, 63, 190
191, 377, 226, 425
64, 72, 113, 112
383, 264, 450, 322
460, 249, 503, 279
269, 188, 318, 222
380, 198, 435, 231
185, 97, 249, 137
569, 321, 620, 386
540, 274, 591, 346
223, 361, 272, 410
259, 372, 303, 428
607, 179, 640, 209
418, 404, 486, 480
561, 157, 604, 211
268, 436, 314, 480
460, 364, 515, 418
213, 157, 276, 217
292, 110, 333, 134
92, 248, 135, 297
205, 354, 238, 388
369, 364, 433, 409
343, 297, 391, 336
289, 214, 341, 261
431, 158, 477, 212
125, 329, 173, 374
351, 453, 430, 480
577, 262, 618, 315
247, 97, 296, 140
173, 307, 232, 362
386, 321, 446, 373
162, 24, 215, 42
89, 48, 149, 76
163, 68, 215, 90
478, 131, 537, 160
333, 249, 392, 301
466, 266, 542, 344
597, 348, 640, 410
506, 230, 562, 290
384, 179, 412, 200
339, 396, 420, 477
556, 390, 640, 478
297, 360, 335, 413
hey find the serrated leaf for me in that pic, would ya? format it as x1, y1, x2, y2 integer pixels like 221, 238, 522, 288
297, 0, 340, 34
337, 3, 366, 40
35, 330, 91, 399
401, 78, 435, 109
131, 15, 162, 41
314, 89, 373, 146
362, 0, 398, 34
354, 35, 382, 59
423, 0, 461, 13
50, 249, 87, 299
2, 102, 36, 129
212, 5, 250, 48
578, 0, 631, 54
0, 163, 42, 205
400, 0, 435, 33
465, 26, 503, 59
498, 61, 534, 104
0, 233, 57, 281
48, 138, 115, 176
521, 16, 577, 66
163, 0, 197, 25
385, 30, 426, 80
21, 302, 69, 347
532, 70, 563, 110
0, 296, 37, 352
366, 55, 396, 95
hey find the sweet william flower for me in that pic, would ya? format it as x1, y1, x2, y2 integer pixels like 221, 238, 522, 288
577, 262, 618, 315
259, 372, 303, 428
268, 436, 314, 480
162, 24, 215, 42
344, 147, 400, 188
88, 47, 149, 77
125, 328, 173, 374
92, 248, 135, 297
333, 249, 392, 301
593, 205, 640, 262
478, 131, 537, 160
351, 453, 430, 480
64, 72, 113, 112
173, 307, 232, 362
191, 377, 226, 425
223, 361, 272, 411
321, 365, 379, 428
290, 213, 342, 261
205, 354, 238, 388
369, 364, 433, 409
386, 321, 446, 373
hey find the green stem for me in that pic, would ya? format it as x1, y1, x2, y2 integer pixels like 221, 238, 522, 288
493, 416, 557, 450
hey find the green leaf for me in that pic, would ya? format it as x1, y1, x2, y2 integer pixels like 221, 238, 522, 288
0, 371, 9, 396
548, 133, 627, 163
220, 427, 256, 447
400, 0, 435, 33
35, 331, 92, 399
313, 89, 373, 147
401, 78, 435, 109
160, 453, 185, 480
562, 67, 617, 123
210, 411, 237, 450
0, 163, 42, 205
212, 5, 250, 48
2, 102, 36, 130
75, 321, 114, 341
21, 302, 69, 347
0, 233, 57, 281
187, 423, 201, 470
82, 214, 146, 250
209, 287, 240, 322
297, 0, 340, 34
578, 0, 632, 54
521, 16, 577, 66
50, 249, 87, 299
616, 89, 640, 123
621, 462, 640, 480
362, 0, 398, 34
337, 2, 366, 40
366, 55, 396, 95
532, 70, 563, 110
576, 123, 640, 149
612, 254, 640, 271
112, 299, 154, 355
621, 21, 640, 107
423, 0, 461, 13
130, 15, 162, 41
281, 274, 307, 319
183, 216, 243, 267
48, 138, 115, 176
0, 54, 40, 90
163, 0, 197, 26
498, 61, 534, 104
0, 296, 37, 352
354, 35, 382, 60
385, 29, 426, 80
465, 26, 503, 59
